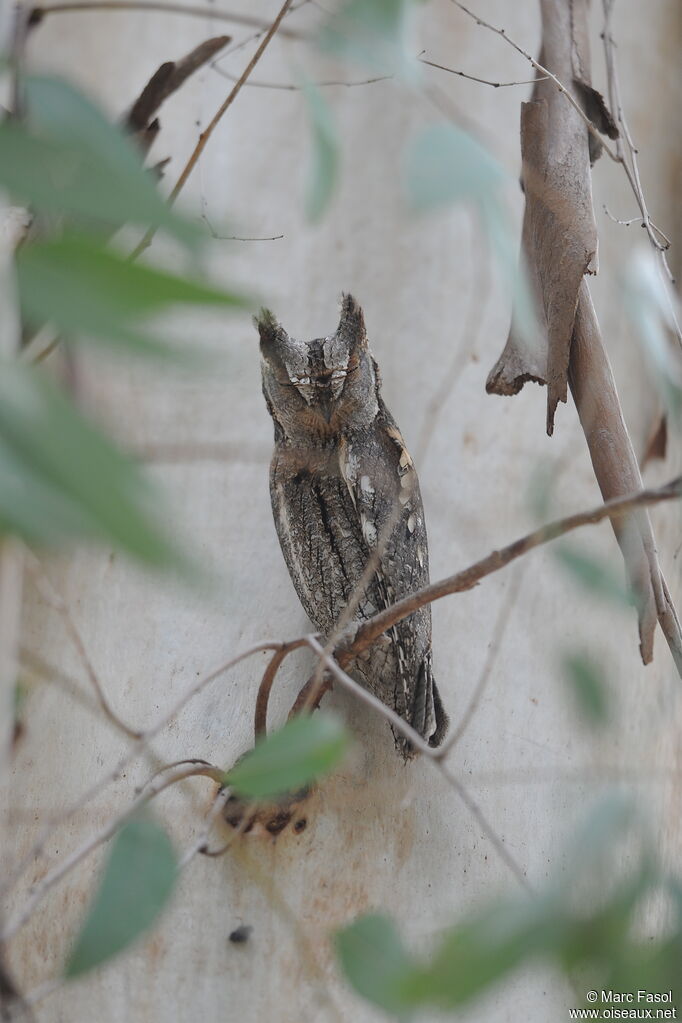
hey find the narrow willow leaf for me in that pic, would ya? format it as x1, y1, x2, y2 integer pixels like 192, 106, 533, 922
0, 76, 197, 245
561, 650, 610, 726
403, 123, 505, 212
0, 360, 179, 566
16, 234, 250, 357
317, 0, 418, 79
555, 545, 632, 608
302, 78, 340, 222
336, 914, 415, 1021
64, 815, 177, 978
226, 714, 349, 799
624, 248, 682, 421
561, 795, 637, 887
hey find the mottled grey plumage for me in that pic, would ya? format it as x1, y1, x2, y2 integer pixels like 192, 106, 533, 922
257, 294, 448, 756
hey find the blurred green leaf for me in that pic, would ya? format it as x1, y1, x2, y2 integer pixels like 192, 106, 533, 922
17, 234, 249, 358
302, 78, 340, 222
624, 249, 682, 422
336, 914, 415, 1021
556, 545, 632, 608
334, 797, 681, 1018
399, 896, 562, 1010
0, 360, 179, 566
318, 0, 418, 79
403, 126, 538, 343
560, 795, 638, 892
0, 76, 197, 245
403, 123, 505, 211
561, 651, 610, 727
65, 815, 177, 978
226, 714, 349, 799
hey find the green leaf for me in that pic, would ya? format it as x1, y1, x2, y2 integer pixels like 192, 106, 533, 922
226, 714, 349, 799
301, 78, 340, 222
65, 815, 177, 978
399, 896, 562, 1010
16, 234, 250, 358
336, 914, 415, 1021
403, 123, 505, 212
317, 0, 418, 79
0, 360, 179, 566
561, 650, 610, 726
555, 545, 632, 608
624, 249, 682, 423
0, 76, 197, 245
560, 795, 637, 893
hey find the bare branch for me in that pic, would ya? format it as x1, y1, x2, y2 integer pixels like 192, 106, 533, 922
2, 763, 224, 942
343, 478, 682, 662
254, 637, 311, 738
0, 641, 279, 901
440, 567, 524, 756
449, 0, 619, 161
130, 0, 295, 259
420, 55, 547, 89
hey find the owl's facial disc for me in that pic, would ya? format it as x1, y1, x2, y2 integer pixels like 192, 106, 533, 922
283, 335, 355, 419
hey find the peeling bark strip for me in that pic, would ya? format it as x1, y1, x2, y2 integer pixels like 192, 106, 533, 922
485, 0, 682, 672
569, 283, 682, 671
486, 0, 598, 434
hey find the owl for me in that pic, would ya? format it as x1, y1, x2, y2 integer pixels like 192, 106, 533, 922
257, 294, 448, 756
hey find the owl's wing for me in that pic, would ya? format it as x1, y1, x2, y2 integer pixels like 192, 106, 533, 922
338, 403, 430, 604
338, 403, 446, 747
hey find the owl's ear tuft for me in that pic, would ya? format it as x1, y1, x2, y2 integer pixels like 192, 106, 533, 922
255, 308, 285, 351
337, 293, 366, 346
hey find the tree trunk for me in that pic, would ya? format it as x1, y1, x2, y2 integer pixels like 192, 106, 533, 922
4, 2, 681, 1020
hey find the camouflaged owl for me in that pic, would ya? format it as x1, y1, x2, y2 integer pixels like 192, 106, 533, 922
257, 294, 448, 756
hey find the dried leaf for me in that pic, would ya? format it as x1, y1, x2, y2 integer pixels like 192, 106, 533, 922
126, 36, 231, 138
486, 0, 598, 435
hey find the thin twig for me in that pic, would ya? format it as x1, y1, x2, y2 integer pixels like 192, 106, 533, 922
254, 637, 311, 738
212, 65, 390, 91
24, 553, 143, 739
440, 764, 531, 889
420, 55, 546, 89
178, 787, 232, 869
304, 637, 530, 888
28, 0, 305, 38
129, 0, 295, 260
0, 641, 279, 900
8, 481, 680, 935
213, 52, 543, 93
603, 205, 641, 229
2, 763, 225, 942
440, 567, 523, 756
449, 0, 619, 161
210, 0, 310, 63
601, 0, 680, 311
20, 646, 107, 718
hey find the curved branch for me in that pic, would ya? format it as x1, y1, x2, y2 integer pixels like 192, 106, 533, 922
342, 478, 682, 664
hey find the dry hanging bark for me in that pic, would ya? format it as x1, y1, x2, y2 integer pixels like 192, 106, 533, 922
124, 35, 231, 156
485, 0, 682, 672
